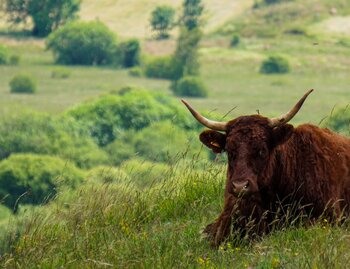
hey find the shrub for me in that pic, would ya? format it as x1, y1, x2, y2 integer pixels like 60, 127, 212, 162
0, 154, 84, 211
0, 45, 10, 64
133, 121, 192, 163
9, 74, 37, 94
0, 111, 108, 168
9, 54, 20, 65
260, 55, 291, 74
104, 138, 136, 166
51, 67, 71, 79
230, 34, 240, 47
172, 76, 208, 97
322, 106, 350, 136
150, 5, 176, 39
86, 166, 130, 184
47, 21, 117, 65
66, 87, 205, 146
128, 66, 143, 77
120, 159, 170, 188
120, 39, 141, 68
144, 55, 176, 79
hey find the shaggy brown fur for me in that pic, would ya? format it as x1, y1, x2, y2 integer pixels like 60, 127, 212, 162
200, 115, 350, 247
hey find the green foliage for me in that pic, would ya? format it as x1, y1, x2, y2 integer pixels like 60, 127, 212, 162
150, 5, 176, 39
144, 55, 177, 79
67, 88, 201, 146
260, 55, 290, 74
119, 39, 141, 68
104, 137, 136, 166
51, 68, 71, 79
322, 106, 350, 136
0, 154, 84, 211
0, 45, 10, 64
9, 54, 20, 65
47, 21, 117, 65
128, 66, 143, 77
0, 205, 11, 222
0, 162, 227, 267
181, 0, 204, 30
172, 27, 202, 81
173, 76, 208, 97
230, 34, 241, 47
9, 74, 37, 94
133, 121, 193, 163
86, 166, 130, 184
0, 111, 108, 168
4, 0, 81, 37
120, 159, 171, 188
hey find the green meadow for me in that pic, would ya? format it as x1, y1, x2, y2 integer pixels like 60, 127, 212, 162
0, 0, 350, 268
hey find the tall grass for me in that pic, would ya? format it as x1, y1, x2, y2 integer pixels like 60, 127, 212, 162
1, 157, 350, 268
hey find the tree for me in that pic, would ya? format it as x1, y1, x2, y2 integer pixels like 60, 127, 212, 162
4, 0, 81, 37
150, 5, 176, 39
171, 0, 204, 87
181, 0, 204, 30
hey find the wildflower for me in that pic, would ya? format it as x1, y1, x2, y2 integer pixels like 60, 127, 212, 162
197, 256, 210, 267
272, 257, 280, 268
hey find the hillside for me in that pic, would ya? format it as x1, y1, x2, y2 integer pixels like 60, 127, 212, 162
79, 0, 253, 38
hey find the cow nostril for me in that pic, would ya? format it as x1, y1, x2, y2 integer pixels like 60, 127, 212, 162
243, 181, 249, 190
233, 180, 250, 193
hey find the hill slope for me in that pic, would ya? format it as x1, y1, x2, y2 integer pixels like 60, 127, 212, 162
79, 0, 253, 38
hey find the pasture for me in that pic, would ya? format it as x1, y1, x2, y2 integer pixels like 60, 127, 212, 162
0, 0, 350, 268
0, 34, 349, 123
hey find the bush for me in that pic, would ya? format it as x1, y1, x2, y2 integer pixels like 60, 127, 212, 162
105, 132, 136, 166
260, 55, 290, 74
230, 34, 241, 47
120, 159, 170, 188
120, 39, 141, 68
47, 21, 118, 65
51, 67, 71, 79
0, 45, 10, 64
322, 106, 350, 136
128, 66, 143, 77
0, 154, 84, 211
133, 121, 192, 163
9, 55, 20, 65
9, 74, 37, 94
144, 55, 176, 79
86, 166, 129, 184
66, 87, 205, 146
172, 76, 208, 97
0, 111, 108, 168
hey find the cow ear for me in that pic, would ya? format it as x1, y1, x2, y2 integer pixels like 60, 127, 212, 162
199, 130, 226, 154
272, 124, 294, 146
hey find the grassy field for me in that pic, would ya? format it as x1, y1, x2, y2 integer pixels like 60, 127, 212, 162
0, 34, 349, 124
80, 0, 253, 38
0, 0, 350, 268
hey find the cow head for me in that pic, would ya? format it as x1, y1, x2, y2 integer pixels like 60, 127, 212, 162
182, 90, 313, 198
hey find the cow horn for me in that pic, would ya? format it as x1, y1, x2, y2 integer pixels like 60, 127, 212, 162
268, 89, 314, 128
181, 99, 227, 131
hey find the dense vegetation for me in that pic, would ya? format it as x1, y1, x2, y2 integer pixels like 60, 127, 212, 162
3, 0, 81, 36
0, 0, 350, 267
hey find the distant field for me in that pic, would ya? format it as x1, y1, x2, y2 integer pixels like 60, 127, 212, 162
80, 0, 253, 38
0, 35, 349, 125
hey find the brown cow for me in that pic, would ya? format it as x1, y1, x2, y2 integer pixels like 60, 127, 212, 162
182, 90, 350, 246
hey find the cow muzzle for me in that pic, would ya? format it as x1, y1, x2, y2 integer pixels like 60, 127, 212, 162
232, 178, 255, 197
